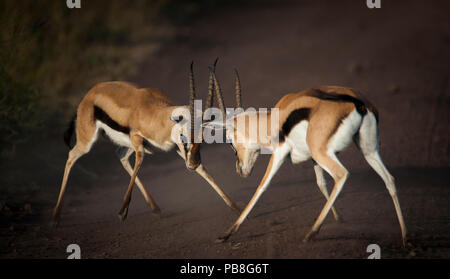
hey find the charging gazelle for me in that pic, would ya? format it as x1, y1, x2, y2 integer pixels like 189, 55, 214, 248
52, 61, 240, 225
206, 70, 407, 246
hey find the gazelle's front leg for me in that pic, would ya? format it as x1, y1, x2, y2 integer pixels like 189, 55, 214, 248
304, 153, 348, 242
118, 134, 144, 221
313, 164, 342, 222
216, 144, 290, 243
117, 147, 161, 216
176, 150, 240, 213
195, 164, 241, 213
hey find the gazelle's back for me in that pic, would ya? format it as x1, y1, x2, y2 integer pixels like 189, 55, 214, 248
275, 86, 377, 129
74, 81, 176, 151
83, 81, 174, 111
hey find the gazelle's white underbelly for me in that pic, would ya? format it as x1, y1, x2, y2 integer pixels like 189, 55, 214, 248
286, 121, 311, 164
96, 121, 175, 152
96, 121, 132, 147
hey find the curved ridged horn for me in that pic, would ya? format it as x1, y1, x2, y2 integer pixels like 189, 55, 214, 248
205, 58, 219, 111
189, 61, 195, 134
208, 67, 226, 124
234, 68, 242, 108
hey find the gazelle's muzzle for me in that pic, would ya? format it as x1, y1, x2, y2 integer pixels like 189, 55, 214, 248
186, 159, 200, 171
236, 160, 250, 178
186, 143, 201, 171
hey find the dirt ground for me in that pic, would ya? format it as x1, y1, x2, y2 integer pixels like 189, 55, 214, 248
1, 0, 449, 258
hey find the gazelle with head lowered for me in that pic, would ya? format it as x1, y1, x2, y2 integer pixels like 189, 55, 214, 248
206, 70, 407, 246
53, 62, 240, 224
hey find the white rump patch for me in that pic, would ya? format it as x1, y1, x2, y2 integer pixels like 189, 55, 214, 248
357, 111, 378, 154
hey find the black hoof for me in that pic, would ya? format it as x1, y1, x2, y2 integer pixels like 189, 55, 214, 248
118, 208, 128, 222
215, 234, 231, 244
152, 207, 162, 216
303, 230, 318, 242
51, 211, 60, 228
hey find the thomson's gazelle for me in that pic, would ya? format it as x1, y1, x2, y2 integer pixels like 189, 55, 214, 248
53, 62, 240, 224
207, 71, 407, 246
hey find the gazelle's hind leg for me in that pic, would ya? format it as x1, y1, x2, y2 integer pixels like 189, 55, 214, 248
118, 133, 144, 221
313, 164, 342, 222
116, 147, 161, 215
52, 124, 99, 225
357, 112, 407, 246
52, 145, 86, 225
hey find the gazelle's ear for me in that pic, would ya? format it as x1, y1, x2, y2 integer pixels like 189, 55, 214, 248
203, 121, 234, 132
202, 120, 229, 130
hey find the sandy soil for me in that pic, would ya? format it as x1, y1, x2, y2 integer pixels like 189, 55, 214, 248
1, 0, 449, 258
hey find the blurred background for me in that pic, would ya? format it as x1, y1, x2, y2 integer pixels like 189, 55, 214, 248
0, 0, 449, 258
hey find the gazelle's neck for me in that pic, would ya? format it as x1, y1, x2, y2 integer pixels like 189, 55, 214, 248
136, 105, 188, 151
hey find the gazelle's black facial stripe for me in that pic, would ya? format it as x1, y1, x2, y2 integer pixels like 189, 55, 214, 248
191, 143, 201, 164
229, 143, 237, 155
178, 134, 189, 155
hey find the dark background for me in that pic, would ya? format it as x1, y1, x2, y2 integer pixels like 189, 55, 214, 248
0, 0, 449, 258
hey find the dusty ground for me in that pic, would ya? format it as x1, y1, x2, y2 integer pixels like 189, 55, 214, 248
1, 0, 449, 258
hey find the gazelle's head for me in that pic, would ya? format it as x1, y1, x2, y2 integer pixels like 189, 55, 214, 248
170, 60, 221, 171
182, 139, 202, 171
226, 114, 261, 178
169, 62, 203, 170
204, 67, 261, 178
205, 112, 261, 178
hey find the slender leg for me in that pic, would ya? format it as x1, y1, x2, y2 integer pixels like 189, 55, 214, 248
175, 151, 241, 214
117, 147, 161, 215
216, 144, 290, 243
52, 146, 86, 225
357, 112, 407, 246
304, 153, 348, 242
118, 135, 144, 221
195, 164, 241, 213
363, 151, 407, 247
313, 164, 342, 222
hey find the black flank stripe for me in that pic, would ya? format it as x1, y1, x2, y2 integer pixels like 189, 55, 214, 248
279, 108, 311, 142
93, 105, 130, 134
328, 114, 348, 141
278, 90, 369, 143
